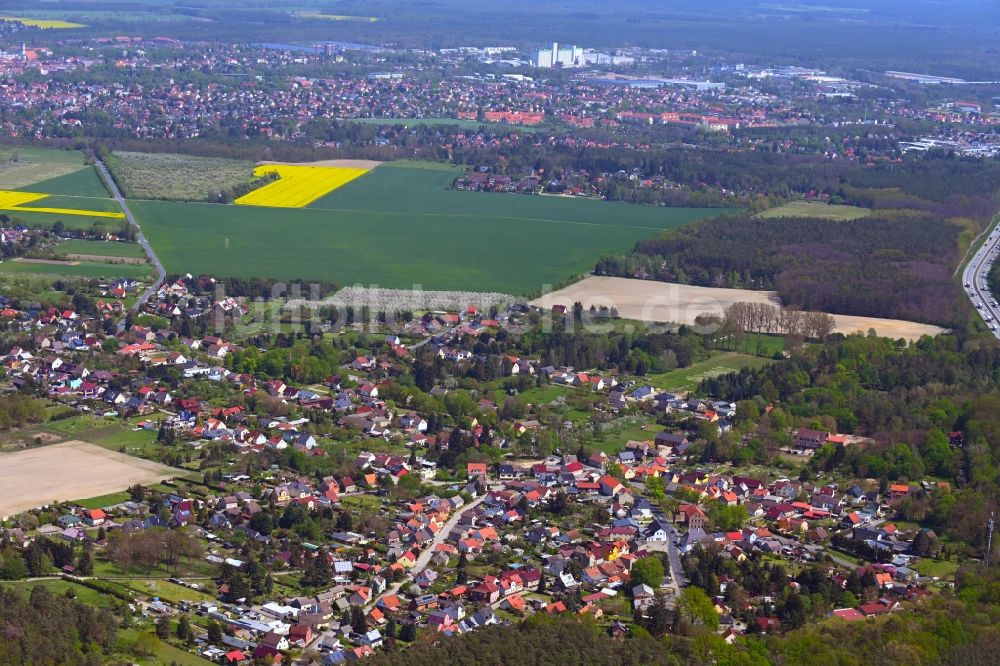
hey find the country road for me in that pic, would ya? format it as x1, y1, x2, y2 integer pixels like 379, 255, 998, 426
962, 220, 1000, 340
95, 158, 166, 312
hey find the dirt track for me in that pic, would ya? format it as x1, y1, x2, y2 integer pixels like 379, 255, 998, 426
0, 440, 177, 517
532, 276, 944, 341
66, 254, 148, 264
13, 257, 80, 266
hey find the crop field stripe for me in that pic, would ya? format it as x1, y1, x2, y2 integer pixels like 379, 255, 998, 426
4, 206, 125, 219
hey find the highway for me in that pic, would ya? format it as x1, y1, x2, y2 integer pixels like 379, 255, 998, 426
95, 158, 166, 311
961, 222, 1000, 339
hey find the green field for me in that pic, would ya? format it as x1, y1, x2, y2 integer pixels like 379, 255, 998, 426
0, 147, 88, 165
646, 352, 774, 392
18, 194, 122, 213
0, 147, 105, 194
134, 162, 725, 293
757, 201, 870, 220
74, 490, 132, 509
0, 259, 153, 279
2, 192, 126, 230
23, 167, 111, 198
1, 210, 126, 231
59, 239, 148, 259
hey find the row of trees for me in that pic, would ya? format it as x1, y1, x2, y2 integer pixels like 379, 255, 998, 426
724, 301, 835, 339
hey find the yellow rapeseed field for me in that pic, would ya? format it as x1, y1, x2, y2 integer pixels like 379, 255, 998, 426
0, 191, 48, 208
0, 190, 126, 219
0, 16, 87, 29
235, 165, 370, 208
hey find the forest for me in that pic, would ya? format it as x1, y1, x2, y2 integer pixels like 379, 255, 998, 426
0, 584, 118, 665
597, 212, 965, 326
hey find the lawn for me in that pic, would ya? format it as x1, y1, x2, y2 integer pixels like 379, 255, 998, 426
757, 201, 870, 221
58, 239, 148, 259
74, 490, 132, 509
134, 161, 725, 294
44, 414, 160, 452
646, 352, 774, 392
912, 558, 959, 580
117, 629, 213, 666
108, 151, 254, 202
0, 260, 153, 279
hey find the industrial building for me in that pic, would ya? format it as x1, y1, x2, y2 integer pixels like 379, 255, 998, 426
532, 42, 584, 68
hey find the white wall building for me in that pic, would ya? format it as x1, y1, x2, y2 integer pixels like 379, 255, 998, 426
533, 42, 584, 68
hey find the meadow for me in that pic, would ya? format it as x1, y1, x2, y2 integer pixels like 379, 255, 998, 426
646, 352, 774, 392
756, 201, 871, 221
134, 161, 724, 294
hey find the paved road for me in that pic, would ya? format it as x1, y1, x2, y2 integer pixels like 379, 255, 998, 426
962, 221, 1000, 339
368, 494, 486, 611
95, 158, 166, 311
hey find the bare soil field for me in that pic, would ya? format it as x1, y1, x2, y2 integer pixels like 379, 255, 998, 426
0, 440, 177, 517
533, 276, 945, 340
259, 159, 382, 169
13, 257, 80, 266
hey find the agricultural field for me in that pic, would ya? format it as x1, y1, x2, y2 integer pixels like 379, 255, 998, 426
0, 147, 88, 165
0, 259, 154, 280
107, 151, 254, 201
0, 440, 177, 517
0, 15, 86, 28
235, 163, 372, 208
24, 167, 111, 198
133, 161, 724, 293
756, 201, 871, 220
57, 239, 148, 260
0, 190, 124, 219
0, 147, 108, 196
0, 161, 86, 191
